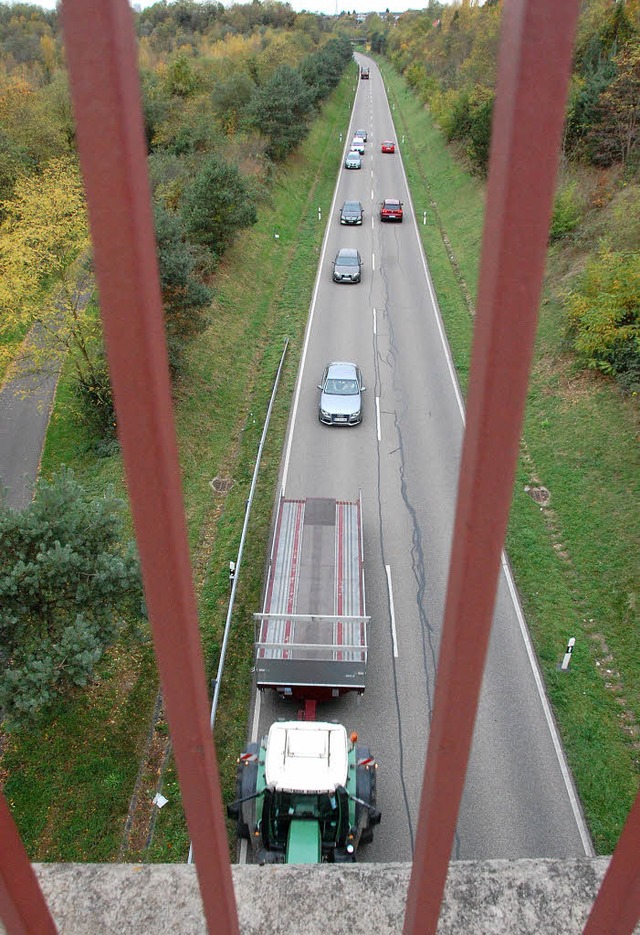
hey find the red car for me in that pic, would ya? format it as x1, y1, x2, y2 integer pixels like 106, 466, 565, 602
381, 140, 395, 153
379, 198, 403, 222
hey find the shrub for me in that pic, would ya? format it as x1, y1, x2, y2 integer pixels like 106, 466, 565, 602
565, 248, 640, 392
550, 182, 582, 242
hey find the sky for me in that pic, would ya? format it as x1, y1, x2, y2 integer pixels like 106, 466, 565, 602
10, 0, 458, 19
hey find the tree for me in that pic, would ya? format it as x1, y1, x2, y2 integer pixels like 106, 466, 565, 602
0, 469, 142, 726
246, 64, 315, 161
154, 202, 212, 373
212, 73, 255, 135
588, 43, 640, 165
0, 156, 97, 383
181, 154, 257, 258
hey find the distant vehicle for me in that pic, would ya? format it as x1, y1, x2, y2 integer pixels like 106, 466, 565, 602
380, 198, 403, 222
344, 151, 362, 169
381, 140, 395, 153
360, 66, 370, 79
340, 200, 364, 225
354, 129, 368, 142
332, 247, 363, 284
350, 138, 365, 155
318, 362, 365, 426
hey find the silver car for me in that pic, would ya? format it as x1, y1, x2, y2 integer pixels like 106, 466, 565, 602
332, 247, 362, 283
318, 362, 365, 425
344, 150, 362, 169
354, 128, 368, 142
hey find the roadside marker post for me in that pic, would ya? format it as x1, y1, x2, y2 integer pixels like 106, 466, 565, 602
560, 637, 576, 670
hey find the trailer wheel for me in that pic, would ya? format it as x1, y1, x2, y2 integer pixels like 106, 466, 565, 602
235, 743, 259, 840
355, 745, 377, 845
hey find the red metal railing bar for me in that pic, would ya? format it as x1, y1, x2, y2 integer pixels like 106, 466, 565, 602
0, 795, 57, 934
583, 788, 640, 934
60, 2, 238, 932
403, 1, 581, 932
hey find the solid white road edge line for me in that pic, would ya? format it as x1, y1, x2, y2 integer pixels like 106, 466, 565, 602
372, 252, 375, 272
501, 552, 595, 856
373, 307, 377, 335
375, 395, 381, 442
385, 564, 399, 658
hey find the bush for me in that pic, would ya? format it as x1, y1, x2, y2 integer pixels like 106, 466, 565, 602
550, 182, 582, 242
72, 349, 117, 449
466, 86, 494, 175
154, 202, 212, 374
565, 248, 640, 392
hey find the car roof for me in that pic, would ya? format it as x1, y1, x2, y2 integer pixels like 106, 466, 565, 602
383, 140, 394, 144
336, 247, 359, 258
326, 361, 358, 378
383, 198, 401, 205
342, 201, 362, 210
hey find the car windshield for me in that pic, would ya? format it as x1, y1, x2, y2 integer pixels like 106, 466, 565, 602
337, 255, 359, 266
325, 378, 359, 395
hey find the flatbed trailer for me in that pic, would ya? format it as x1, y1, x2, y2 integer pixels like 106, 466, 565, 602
254, 494, 369, 703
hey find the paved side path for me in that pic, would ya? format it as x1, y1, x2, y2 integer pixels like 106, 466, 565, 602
0, 326, 64, 511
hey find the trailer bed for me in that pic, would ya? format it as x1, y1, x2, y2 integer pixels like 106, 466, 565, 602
254, 496, 368, 698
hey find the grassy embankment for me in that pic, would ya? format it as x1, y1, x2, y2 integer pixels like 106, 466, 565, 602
380, 59, 639, 854
1, 70, 355, 862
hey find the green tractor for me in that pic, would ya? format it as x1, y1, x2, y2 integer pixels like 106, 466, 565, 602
228, 720, 380, 864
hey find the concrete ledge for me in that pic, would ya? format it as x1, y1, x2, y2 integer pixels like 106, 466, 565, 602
15, 859, 621, 934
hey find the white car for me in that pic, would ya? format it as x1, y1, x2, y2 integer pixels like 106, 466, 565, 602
350, 138, 365, 155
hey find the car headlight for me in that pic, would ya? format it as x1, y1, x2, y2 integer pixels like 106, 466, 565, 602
320, 409, 332, 419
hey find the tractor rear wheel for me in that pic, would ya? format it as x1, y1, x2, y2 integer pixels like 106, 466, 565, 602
355, 745, 377, 845
235, 743, 259, 840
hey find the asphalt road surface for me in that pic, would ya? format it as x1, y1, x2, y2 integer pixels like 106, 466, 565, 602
0, 326, 63, 511
245, 57, 593, 863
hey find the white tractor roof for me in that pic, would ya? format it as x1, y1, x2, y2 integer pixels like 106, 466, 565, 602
264, 721, 349, 794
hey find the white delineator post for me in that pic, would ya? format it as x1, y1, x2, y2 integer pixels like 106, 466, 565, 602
561, 637, 576, 670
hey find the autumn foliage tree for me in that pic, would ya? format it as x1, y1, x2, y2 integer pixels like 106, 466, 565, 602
0, 156, 95, 380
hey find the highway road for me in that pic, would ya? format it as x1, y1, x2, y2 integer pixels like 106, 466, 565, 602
245, 57, 593, 863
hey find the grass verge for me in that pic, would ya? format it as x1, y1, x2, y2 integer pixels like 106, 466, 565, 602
1, 73, 354, 862
380, 58, 639, 853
